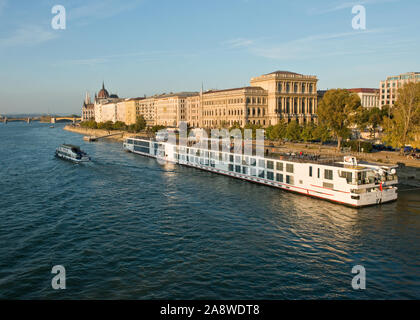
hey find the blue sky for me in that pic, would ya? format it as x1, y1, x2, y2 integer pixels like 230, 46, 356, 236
0, 0, 419, 114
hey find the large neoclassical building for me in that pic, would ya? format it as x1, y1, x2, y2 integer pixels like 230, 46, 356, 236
249, 71, 318, 125
193, 70, 318, 128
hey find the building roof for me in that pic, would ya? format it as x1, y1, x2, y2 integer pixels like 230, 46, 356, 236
97, 82, 110, 99
265, 70, 302, 76
155, 91, 199, 98
203, 86, 265, 94
347, 88, 379, 94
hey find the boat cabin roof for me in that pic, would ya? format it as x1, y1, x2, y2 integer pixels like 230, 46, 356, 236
62, 144, 81, 150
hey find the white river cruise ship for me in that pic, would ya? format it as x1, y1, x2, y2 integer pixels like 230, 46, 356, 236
123, 137, 398, 208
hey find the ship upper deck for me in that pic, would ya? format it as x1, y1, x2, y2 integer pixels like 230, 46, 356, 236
125, 136, 396, 171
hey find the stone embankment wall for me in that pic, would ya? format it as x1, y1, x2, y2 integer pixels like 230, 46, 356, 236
397, 165, 420, 187
63, 125, 149, 141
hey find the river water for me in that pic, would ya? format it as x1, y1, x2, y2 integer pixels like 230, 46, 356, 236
0, 122, 419, 299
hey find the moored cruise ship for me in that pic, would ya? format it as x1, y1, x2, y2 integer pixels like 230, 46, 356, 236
123, 137, 398, 208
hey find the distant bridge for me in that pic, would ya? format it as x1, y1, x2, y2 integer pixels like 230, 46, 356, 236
50, 117, 81, 123
1, 117, 40, 123
1, 116, 81, 124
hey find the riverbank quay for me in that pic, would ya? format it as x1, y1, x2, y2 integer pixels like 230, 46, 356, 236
63, 125, 149, 142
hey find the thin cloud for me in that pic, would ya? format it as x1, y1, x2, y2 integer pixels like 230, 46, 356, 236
0, 25, 58, 48
249, 28, 395, 60
67, 0, 144, 25
56, 50, 197, 67
308, 0, 400, 15
222, 38, 254, 48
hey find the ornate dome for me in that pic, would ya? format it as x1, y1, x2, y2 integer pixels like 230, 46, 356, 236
97, 82, 109, 99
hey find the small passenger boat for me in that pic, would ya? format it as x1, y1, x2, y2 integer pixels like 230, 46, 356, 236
55, 144, 91, 162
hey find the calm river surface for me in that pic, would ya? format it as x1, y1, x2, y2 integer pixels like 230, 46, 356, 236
0, 122, 419, 299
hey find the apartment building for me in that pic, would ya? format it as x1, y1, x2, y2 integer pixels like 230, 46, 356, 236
379, 72, 420, 107
155, 92, 198, 127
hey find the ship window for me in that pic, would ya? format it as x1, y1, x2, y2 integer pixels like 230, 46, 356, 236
235, 165, 241, 173
339, 171, 352, 183
276, 162, 283, 171
258, 159, 265, 168
258, 170, 265, 178
267, 171, 274, 180
230, 155, 234, 162
228, 164, 234, 171
309, 166, 313, 177
250, 158, 256, 166
286, 163, 294, 173
317, 168, 320, 178
267, 161, 274, 169
235, 156, 241, 163
276, 173, 283, 182
242, 167, 248, 175
324, 169, 333, 180
286, 175, 294, 185
249, 168, 256, 176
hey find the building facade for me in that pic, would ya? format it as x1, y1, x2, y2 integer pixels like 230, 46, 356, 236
86, 71, 319, 128
380, 72, 420, 107
201, 86, 268, 128
250, 71, 318, 125
186, 94, 201, 128
81, 92, 94, 121
92, 82, 122, 123
347, 88, 379, 109
155, 92, 198, 127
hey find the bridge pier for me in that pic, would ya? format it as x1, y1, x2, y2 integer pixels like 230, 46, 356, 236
51, 117, 56, 124
27, 118, 31, 123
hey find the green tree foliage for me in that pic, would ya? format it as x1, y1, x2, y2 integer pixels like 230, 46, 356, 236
80, 120, 97, 129
285, 121, 301, 141
243, 123, 263, 139
312, 124, 331, 142
113, 121, 127, 130
317, 89, 362, 149
150, 125, 166, 133
382, 82, 420, 150
300, 122, 316, 142
265, 122, 287, 141
356, 107, 387, 138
